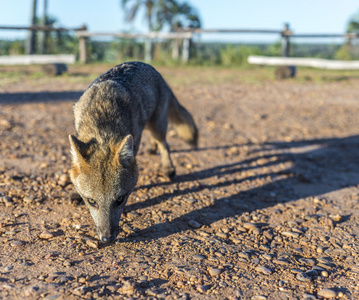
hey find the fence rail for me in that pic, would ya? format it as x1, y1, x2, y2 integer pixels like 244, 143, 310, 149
1, 23, 359, 64
248, 55, 359, 70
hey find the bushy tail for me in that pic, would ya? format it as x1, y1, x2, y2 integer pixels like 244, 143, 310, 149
168, 94, 198, 147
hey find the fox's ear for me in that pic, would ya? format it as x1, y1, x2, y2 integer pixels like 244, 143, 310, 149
115, 135, 134, 167
69, 135, 94, 164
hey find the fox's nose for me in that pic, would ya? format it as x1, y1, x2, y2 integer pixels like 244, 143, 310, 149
101, 235, 115, 243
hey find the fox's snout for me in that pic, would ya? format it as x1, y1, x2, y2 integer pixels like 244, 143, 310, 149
97, 225, 118, 244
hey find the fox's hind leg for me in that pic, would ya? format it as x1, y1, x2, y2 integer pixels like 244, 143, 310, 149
148, 118, 176, 180
147, 137, 158, 155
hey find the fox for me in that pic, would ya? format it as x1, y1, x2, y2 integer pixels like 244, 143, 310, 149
69, 61, 198, 244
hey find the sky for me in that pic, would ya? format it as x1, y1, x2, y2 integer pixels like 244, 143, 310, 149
1, 0, 359, 44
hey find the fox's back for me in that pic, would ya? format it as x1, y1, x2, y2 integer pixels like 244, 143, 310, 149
74, 62, 172, 146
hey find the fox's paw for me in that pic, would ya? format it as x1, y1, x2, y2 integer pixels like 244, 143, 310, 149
147, 147, 158, 155
165, 167, 176, 181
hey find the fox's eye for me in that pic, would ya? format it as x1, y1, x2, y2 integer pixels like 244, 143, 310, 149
113, 194, 127, 208
87, 198, 98, 208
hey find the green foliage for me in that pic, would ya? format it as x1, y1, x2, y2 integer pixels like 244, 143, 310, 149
0, 40, 25, 55
121, 0, 201, 32
346, 10, 359, 33
219, 45, 262, 67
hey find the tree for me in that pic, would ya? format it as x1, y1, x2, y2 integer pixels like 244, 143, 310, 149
156, 0, 201, 31
121, 0, 200, 32
347, 11, 359, 33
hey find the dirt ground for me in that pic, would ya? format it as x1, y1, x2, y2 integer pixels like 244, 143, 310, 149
1, 64, 359, 300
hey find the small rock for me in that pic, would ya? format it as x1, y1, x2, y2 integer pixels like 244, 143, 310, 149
23, 196, 34, 204
208, 268, 222, 277
216, 232, 228, 239
193, 255, 206, 261
4, 266, 13, 272
296, 272, 311, 282
298, 258, 316, 266
2, 284, 14, 290
86, 239, 99, 249
145, 289, 157, 297
317, 246, 324, 254
121, 280, 136, 294
188, 220, 201, 228
317, 288, 337, 299
2, 196, 14, 207
321, 270, 329, 278
197, 285, 210, 293
230, 237, 242, 244
243, 223, 258, 231
255, 265, 272, 275
72, 286, 92, 296
281, 231, 299, 238
63, 260, 72, 267
303, 293, 317, 300
10, 240, 25, 247
251, 296, 267, 300
39, 231, 55, 240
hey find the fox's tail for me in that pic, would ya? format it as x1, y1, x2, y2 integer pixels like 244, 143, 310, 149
168, 93, 198, 148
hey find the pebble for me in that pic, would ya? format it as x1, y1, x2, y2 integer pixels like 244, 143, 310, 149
272, 258, 289, 265
230, 237, 242, 244
317, 288, 337, 298
298, 258, 316, 266
255, 266, 272, 275
243, 222, 258, 231
72, 286, 92, 296
23, 196, 34, 204
208, 268, 222, 277
10, 240, 24, 247
63, 260, 72, 267
86, 239, 99, 249
262, 254, 272, 261
39, 231, 55, 239
188, 220, 202, 228
216, 232, 228, 239
321, 270, 329, 277
251, 296, 267, 300
317, 246, 324, 253
121, 280, 136, 294
303, 293, 317, 300
193, 255, 206, 261
296, 272, 311, 282
281, 231, 299, 238
197, 285, 210, 293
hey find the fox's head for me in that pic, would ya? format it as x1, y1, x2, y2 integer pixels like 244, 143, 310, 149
69, 134, 138, 244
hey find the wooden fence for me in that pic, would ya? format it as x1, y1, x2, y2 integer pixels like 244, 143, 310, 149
1, 23, 359, 65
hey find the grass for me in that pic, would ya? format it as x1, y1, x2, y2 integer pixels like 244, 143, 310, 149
1, 63, 359, 91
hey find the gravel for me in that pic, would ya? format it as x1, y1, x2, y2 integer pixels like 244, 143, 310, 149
1, 65, 359, 299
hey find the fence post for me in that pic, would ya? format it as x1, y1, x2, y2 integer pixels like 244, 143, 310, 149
26, 0, 38, 54
281, 23, 291, 57
182, 38, 190, 62
79, 36, 88, 64
172, 38, 180, 60
145, 37, 153, 62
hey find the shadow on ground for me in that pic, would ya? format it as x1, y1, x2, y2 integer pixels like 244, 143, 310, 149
129, 134, 359, 241
0, 91, 83, 104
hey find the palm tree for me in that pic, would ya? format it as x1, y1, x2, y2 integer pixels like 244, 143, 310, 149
121, 0, 200, 32
121, 0, 156, 32
156, 0, 201, 31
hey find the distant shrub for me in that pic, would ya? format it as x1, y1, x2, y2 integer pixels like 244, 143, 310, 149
334, 44, 359, 60
219, 45, 262, 66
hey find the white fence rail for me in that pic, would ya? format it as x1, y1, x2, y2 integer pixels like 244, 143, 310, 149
248, 55, 359, 70
0, 54, 76, 65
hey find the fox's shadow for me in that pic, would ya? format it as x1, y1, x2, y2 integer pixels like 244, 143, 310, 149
127, 134, 359, 241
